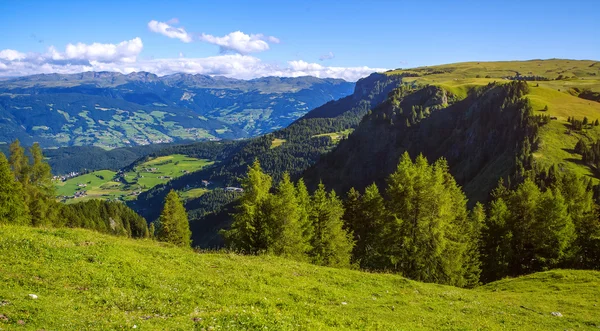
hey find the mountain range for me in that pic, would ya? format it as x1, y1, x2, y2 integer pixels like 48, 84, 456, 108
0, 72, 354, 147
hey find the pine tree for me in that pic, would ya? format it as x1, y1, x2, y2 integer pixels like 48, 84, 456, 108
149, 222, 156, 239
480, 197, 512, 282
355, 183, 387, 269
532, 189, 575, 269
0, 153, 30, 225
343, 187, 361, 237
508, 179, 541, 275
8, 139, 29, 184
556, 172, 597, 268
222, 160, 273, 253
269, 173, 310, 259
384, 152, 478, 286
156, 190, 191, 247
29, 143, 54, 197
309, 183, 354, 268
464, 203, 485, 287
26, 143, 57, 227
295, 179, 314, 249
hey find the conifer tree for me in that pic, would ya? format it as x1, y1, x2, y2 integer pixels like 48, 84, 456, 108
8, 139, 29, 184
533, 189, 575, 269
149, 222, 156, 239
270, 173, 310, 259
343, 187, 361, 229
0, 153, 30, 225
26, 143, 57, 227
465, 203, 485, 287
222, 160, 273, 253
309, 183, 354, 268
384, 152, 478, 286
295, 179, 314, 248
507, 179, 541, 275
480, 197, 512, 282
156, 190, 191, 247
29, 143, 54, 196
355, 183, 387, 269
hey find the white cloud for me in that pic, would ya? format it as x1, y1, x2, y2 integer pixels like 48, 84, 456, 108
285, 60, 386, 81
148, 20, 193, 43
0, 49, 26, 61
319, 51, 335, 61
199, 31, 279, 54
51, 38, 143, 63
0, 38, 385, 81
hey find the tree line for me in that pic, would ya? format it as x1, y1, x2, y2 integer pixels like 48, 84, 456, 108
225, 154, 600, 287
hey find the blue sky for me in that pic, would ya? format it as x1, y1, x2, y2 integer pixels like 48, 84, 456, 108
0, 0, 598, 80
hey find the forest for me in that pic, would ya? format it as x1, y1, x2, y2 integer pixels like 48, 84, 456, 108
224, 154, 600, 286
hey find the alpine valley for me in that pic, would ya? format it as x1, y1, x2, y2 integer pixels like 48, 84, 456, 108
0, 72, 354, 147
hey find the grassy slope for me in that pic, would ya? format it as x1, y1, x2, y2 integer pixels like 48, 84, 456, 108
387, 59, 600, 180
0, 226, 598, 330
55, 154, 213, 202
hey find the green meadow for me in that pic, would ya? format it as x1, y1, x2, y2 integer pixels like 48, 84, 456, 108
0, 225, 598, 330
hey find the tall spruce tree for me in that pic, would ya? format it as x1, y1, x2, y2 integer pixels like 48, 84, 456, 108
355, 183, 387, 269
269, 173, 310, 259
27, 143, 57, 227
8, 139, 29, 184
156, 190, 191, 247
480, 197, 513, 282
222, 160, 273, 253
533, 189, 575, 269
0, 153, 30, 225
309, 183, 354, 268
384, 152, 479, 286
295, 179, 314, 249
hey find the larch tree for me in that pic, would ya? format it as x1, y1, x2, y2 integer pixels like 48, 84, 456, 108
532, 188, 575, 269
0, 153, 30, 225
480, 197, 513, 282
9, 139, 29, 185
269, 173, 310, 259
384, 152, 479, 286
222, 160, 273, 253
156, 190, 191, 247
27, 143, 58, 227
355, 183, 387, 270
309, 183, 354, 268
295, 179, 314, 249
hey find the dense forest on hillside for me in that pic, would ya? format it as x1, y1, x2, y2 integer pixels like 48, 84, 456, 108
303, 81, 546, 203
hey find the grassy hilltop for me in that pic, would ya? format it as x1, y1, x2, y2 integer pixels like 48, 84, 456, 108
387, 59, 600, 180
0, 225, 598, 330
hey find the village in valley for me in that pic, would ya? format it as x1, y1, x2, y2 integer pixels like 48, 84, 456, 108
52, 154, 244, 203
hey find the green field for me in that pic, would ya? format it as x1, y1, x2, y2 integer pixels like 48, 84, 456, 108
179, 187, 209, 201
0, 225, 598, 330
387, 59, 600, 181
55, 154, 214, 203
312, 129, 354, 142
270, 138, 287, 149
